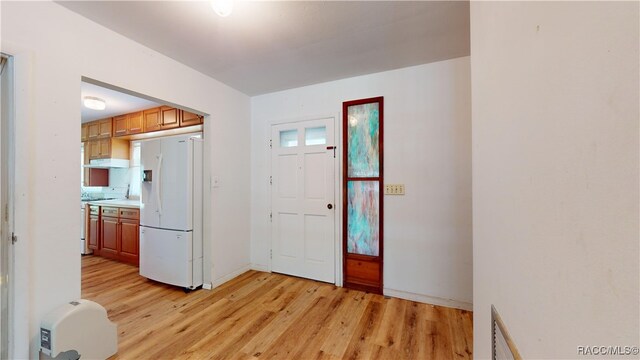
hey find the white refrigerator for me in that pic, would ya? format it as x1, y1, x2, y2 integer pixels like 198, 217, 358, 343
139, 134, 203, 290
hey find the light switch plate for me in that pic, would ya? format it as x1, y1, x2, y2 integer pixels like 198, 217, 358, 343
384, 184, 405, 195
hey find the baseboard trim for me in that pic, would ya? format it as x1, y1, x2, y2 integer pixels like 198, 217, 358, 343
383, 288, 473, 311
250, 263, 270, 272
202, 283, 212, 290
211, 264, 252, 289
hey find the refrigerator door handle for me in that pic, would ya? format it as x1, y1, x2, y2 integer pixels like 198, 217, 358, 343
157, 153, 163, 216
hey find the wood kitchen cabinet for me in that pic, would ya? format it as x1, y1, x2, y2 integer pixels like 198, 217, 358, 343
127, 111, 144, 135
88, 138, 130, 160
113, 115, 128, 136
83, 106, 203, 141
180, 110, 203, 127
87, 205, 101, 254
120, 218, 139, 264
114, 111, 143, 137
143, 107, 161, 132
99, 206, 139, 266
81, 124, 88, 142
87, 121, 100, 140
160, 106, 180, 130
87, 118, 112, 140
98, 118, 112, 138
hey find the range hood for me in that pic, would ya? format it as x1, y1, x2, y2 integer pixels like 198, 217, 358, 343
84, 158, 130, 169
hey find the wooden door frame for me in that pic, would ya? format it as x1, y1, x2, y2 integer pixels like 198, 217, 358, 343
268, 115, 341, 286
342, 97, 384, 294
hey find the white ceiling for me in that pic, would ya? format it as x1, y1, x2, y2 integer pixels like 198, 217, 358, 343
81, 81, 161, 123
60, 1, 470, 96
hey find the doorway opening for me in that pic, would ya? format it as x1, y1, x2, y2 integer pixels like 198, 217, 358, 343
79, 78, 210, 296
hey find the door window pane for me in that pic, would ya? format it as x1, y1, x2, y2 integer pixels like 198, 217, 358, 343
280, 129, 298, 147
305, 126, 326, 145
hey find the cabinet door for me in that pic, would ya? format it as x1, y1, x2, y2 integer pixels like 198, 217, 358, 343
160, 106, 179, 129
83, 141, 90, 187
143, 107, 161, 132
89, 140, 101, 160
87, 122, 100, 140
113, 115, 128, 137
88, 215, 100, 253
128, 111, 143, 135
99, 138, 111, 158
98, 118, 112, 138
101, 217, 119, 260
120, 218, 139, 265
180, 110, 202, 127
81, 124, 88, 142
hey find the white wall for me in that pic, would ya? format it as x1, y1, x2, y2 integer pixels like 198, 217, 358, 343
471, 2, 639, 358
1, 2, 251, 357
251, 57, 472, 309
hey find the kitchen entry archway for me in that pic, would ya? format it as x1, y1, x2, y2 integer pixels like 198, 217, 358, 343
270, 117, 337, 283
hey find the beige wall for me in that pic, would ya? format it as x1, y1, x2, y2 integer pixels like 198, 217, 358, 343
1, 2, 252, 357
471, 2, 639, 358
251, 57, 473, 309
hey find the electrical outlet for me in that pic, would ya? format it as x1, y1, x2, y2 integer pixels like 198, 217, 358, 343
384, 184, 405, 195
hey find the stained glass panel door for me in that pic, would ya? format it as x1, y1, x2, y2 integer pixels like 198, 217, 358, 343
343, 97, 383, 294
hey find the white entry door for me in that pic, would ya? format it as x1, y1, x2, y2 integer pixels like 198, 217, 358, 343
271, 118, 335, 283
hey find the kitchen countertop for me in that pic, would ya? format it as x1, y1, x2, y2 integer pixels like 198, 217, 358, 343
86, 199, 141, 209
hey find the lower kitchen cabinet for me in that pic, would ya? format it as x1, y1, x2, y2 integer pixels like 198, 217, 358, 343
119, 218, 139, 264
100, 215, 119, 259
95, 206, 140, 266
87, 205, 101, 254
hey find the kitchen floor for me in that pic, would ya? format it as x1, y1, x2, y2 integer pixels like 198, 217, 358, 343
82, 256, 473, 359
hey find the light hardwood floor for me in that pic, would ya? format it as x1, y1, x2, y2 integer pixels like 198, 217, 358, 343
82, 256, 473, 359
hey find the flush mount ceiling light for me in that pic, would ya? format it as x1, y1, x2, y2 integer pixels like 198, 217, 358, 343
83, 96, 106, 110
211, 0, 233, 17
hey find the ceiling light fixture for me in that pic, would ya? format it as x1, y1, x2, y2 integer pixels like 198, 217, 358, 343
211, 0, 233, 17
83, 96, 106, 110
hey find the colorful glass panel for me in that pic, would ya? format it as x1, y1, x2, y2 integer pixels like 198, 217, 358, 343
347, 181, 379, 256
347, 103, 380, 177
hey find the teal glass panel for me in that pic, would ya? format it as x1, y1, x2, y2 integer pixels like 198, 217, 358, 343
347, 103, 379, 177
347, 181, 379, 256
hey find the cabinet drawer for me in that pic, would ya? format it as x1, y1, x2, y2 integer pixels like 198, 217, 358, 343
345, 258, 380, 287
101, 207, 119, 217
119, 208, 139, 220
89, 205, 100, 216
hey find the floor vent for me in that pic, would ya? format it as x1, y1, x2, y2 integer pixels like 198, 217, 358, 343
492, 305, 522, 360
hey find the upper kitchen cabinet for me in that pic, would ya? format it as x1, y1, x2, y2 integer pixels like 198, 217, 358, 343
143, 107, 161, 133
180, 110, 203, 127
88, 138, 130, 160
83, 106, 203, 141
160, 106, 180, 130
113, 114, 128, 136
81, 123, 88, 142
87, 118, 112, 140
114, 111, 143, 137
128, 111, 144, 135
